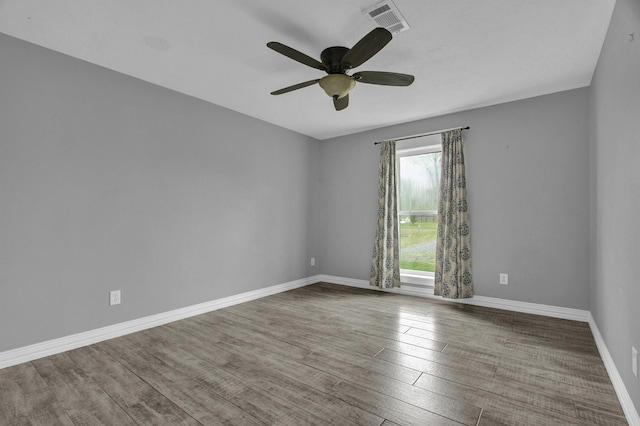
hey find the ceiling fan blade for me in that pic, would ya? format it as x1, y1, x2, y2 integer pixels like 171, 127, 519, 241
333, 94, 349, 111
353, 71, 415, 86
267, 42, 326, 71
340, 28, 392, 70
271, 79, 320, 95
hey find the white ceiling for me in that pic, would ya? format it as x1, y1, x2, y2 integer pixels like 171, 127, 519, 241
0, 1, 615, 140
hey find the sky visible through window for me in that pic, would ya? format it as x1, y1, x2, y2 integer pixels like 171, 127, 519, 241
399, 151, 441, 212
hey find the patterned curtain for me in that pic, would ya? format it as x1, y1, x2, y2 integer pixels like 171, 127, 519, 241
435, 129, 473, 298
370, 141, 400, 289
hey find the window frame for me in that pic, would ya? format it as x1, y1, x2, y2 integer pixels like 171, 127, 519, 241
396, 137, 441, 288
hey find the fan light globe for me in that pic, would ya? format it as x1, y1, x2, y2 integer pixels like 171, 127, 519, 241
319, 74, 356, 99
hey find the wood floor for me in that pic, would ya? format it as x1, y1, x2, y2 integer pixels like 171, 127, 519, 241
0, 282, 628, 425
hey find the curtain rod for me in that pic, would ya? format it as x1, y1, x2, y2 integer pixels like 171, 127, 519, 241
374, 126, 470, 145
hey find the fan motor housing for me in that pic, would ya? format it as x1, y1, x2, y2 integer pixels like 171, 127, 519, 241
321, 46, 350, 73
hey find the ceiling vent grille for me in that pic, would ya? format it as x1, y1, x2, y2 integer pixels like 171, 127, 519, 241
363, 0, 409, 34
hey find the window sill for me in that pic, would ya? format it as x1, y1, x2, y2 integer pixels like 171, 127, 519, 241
400, 272, 434, 288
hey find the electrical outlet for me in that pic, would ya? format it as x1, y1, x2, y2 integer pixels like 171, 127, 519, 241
499, 273, 509, 285
109, 290, 121, 306
310, 257, 315, 266
633, 347, 638, 378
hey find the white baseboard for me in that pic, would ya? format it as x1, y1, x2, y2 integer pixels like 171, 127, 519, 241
317, 274, 436, 298
319, 274, 638, 425
2, 273, 637, 425
588, 314, 640, 426
0, 276, 318, 370
453, 295, 591, 322
317, 274, 591, 321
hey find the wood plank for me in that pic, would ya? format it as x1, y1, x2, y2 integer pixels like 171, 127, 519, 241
494, 365, 622, 414
31, 353, 137, 425
96, 334, 267, 426
413, 371, 588, 426
442, 340, 609, 378
195, 309, 423, 385
165, 317, 479, 425
157, 332, 382, 426
120, 323, 372, 426
164, 313, 482, 425
65, 345, 200, 425
575, 404, 629, 425
0, 363, 73, 425
374, 347, 498, 381
478, 408, 570, 426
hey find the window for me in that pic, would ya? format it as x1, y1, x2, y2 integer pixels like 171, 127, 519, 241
397, 135, 441, 286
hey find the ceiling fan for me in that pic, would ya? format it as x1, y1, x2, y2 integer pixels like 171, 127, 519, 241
267, 27, 415, 111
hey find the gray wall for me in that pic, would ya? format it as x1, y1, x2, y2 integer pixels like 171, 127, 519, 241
318, 88, 590, 310
589, 0, 640, 410
0, 34, 320, 352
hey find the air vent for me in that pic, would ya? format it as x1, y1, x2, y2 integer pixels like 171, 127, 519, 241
363, 0, 409, 34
